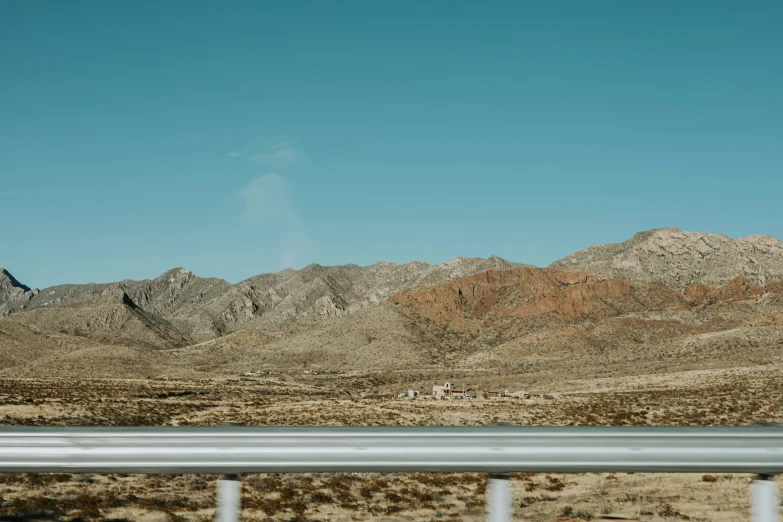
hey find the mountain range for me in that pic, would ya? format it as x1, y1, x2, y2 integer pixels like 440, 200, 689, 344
2, 228, 782, 378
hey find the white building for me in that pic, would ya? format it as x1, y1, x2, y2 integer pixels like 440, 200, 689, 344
432, 382, 452, 398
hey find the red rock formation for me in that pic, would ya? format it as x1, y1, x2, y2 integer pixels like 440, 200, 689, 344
390, 267, 782, 335
390, 267, 684, 333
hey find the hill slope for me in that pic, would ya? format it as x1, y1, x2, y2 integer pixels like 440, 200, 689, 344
0, 268, 36, 316
3, 229, 783, 379
549, 228, 783, 290
0, 257, 522, 342
133, 268, 783, 379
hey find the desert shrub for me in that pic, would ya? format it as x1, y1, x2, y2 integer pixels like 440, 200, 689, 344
544, 475, 565, 492
573, 508, 594, 520
359, 477, 389, 499
277, 485, 298, 502
288, 499, 308, 515
164, 511, 185, 522
249, 474, 282, 491
657, 503, 690, 519
322, 473, 357, 491
256, 497, 282, 515
385, 491, 406, 504
309, 491, 334, 504
701, 474, 718, 482
412, 473, 448, 487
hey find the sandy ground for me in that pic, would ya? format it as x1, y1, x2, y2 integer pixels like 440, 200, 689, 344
1, 363, 782, 521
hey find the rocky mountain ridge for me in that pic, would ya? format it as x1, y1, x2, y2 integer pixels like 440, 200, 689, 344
2, 227, 782, 374
550, 227, 783, 290
0, 256, 523, 346
0, 268, 37, 317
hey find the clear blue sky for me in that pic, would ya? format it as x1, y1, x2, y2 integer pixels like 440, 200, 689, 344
2, 1, 781, 288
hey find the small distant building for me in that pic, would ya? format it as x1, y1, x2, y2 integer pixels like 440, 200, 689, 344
433, 382, 475, 399
433, 382, 453, 398
407, 389, 420, 398
485, 389, 511, 399
450, 387, 475, 399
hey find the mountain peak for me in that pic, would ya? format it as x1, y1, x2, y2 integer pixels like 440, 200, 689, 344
160, 267, 193, 277
153, 267, 196, 285
550, 228, 783, 290
0, 268, 31, 293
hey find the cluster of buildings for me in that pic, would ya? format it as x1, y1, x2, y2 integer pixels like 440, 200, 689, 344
398, 382, 545, 401
432, 382, 516, 400
242, 370, 275, 377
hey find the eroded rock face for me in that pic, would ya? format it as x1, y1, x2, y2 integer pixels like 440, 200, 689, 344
684, 276, 783, 307
3, 252, 783, 376
4, 227, 781, 366
0, 268, 36, 317
0, 256, 523, 341
550, 228, 783, 290
376, 265, 783, 371
390, 267, 685, 333
181, 256, 524, 337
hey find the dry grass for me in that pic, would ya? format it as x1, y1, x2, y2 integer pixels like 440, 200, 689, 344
1, 363, 782, 520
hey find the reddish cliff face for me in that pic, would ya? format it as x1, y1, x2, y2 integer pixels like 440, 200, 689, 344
389, 267, 685, 333
684, 276, 783, 306
390, 267, 783, 335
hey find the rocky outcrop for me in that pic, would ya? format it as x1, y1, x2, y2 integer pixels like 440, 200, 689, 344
199, 255, 524, 337
390, 267, 685, 334
5, 226, 781, 374
550, 228, 783, 290
0, 268, 30, 295
684, 276, 783, 307
3, 246, 783, 376
0, 256, 522, 342
10, 287, 192, 349
0, 268, 37, 317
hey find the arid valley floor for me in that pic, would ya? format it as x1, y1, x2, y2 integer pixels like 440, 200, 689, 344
2, 360, 783, 521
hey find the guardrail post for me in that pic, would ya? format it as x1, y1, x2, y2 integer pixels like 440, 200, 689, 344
217, 474, 241, 522
487, 473, 513, 522
752, 475, 779, 522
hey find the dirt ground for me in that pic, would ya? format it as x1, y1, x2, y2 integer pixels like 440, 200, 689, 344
1, 363, 782, 521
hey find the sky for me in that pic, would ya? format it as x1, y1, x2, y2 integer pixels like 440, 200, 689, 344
1, 1, 782, 288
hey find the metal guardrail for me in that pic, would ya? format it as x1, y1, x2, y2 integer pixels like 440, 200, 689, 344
0, 426, 781, 521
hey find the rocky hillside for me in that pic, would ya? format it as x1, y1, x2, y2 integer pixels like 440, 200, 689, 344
199, 255, 522, 338
11, 288, 192, 350
550, 228, 783, 290
0, 256, 522, 346
2, 264, 783, 377
0, 268, 36, 317
3, 228, 783, 378
239, 266, 780, 373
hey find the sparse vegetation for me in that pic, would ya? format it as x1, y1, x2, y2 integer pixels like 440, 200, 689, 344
0, 370, 780, 520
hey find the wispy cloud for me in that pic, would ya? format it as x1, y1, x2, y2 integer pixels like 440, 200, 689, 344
233, 136, 310, 269
227, 136, 307, 169
238, 173, 310, 270
248, 138, 307, 169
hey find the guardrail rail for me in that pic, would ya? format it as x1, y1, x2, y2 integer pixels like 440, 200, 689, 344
1, 426, 780, 521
